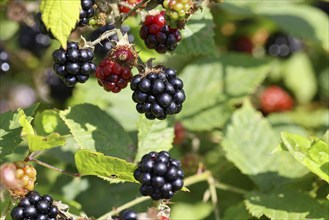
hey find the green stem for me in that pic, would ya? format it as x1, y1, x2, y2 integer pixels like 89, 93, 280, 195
0, 200, 12, 219
208, 176, 220, 220
28, 158, 80, 178
214, 182, 248, 195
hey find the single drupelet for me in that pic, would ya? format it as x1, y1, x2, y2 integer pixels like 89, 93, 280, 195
131, 66, 185, 120
134, 151, 184, 200
140, 11, 182, 54
11, 191, 59, 220
52, 41, 96, 87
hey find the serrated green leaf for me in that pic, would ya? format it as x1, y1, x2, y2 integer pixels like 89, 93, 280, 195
282, 52, 317, 103
75, 149, 137, 184
27, 133, 66, 152
18, 109, 35, 136
245, 189, 329, 220
59, 104, 135, 160
175, 7, 216, 56
0, 104, 39, 160
171, 203, 213, 220
40, 0, 80, 48
177, 54, 271, 131
222, 101, 308, 191
280, 132, 329, 183
34, 109, 70, 135
135, 116, 174, 162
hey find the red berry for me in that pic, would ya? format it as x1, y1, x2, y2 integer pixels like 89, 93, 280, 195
259, 86, 294, 113
154, 13, 166, 27
144, 15, 155, 26
173, 122, 186, 145
119, 0, 142, 14
231, 36, 254, 54
96, 58, 133, 93
110, 44, 138, 68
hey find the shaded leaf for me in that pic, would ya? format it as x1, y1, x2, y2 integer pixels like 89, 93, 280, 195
222, 100, 308, 191
280, 132, 329, 183
135, 116, 174, 162
59, 104, 135, 160
40, 0, 80, 48
223, 202, 252, 220
34, 109, 70, 135
75, 149, 137, 184
245, 189, 329, 220
171, 203, 213, 220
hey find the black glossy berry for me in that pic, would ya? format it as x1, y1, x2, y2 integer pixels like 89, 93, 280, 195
131, 67, 185, 119
134, 151, 184, 200
66, 63, 80, 75
18, 197, 30, 207
27, 191, 41, 204
64, 75, 77, 87
35, 215, 48, 220
120, 209, 137, 220
53, 50, 66, 64
42, 195, 53, 204
78, 0, 95, 27
48, 206, 59, 217
36, 200, 50, 214
67, 49, 79, 61
11, 207, 24, 220
24, 205, 38, 218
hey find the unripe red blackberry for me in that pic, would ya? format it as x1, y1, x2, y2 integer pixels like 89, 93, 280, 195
0, 162, 37, 197
140, 11, 182, 54
131, 66, 185, 120
119, 0, 142, 14
95, 57, 133, 93
110, 37, 138, 68
11, 191, 59, 220
259, 86, 294, 114
134, 151, 184, 200
52, 41, 96, 87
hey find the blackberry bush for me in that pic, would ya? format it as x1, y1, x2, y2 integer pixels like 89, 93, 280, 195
134, 151, 184, 200
265, 32, 302, 58
0, 47, 10, 74
11, 191, 59, 220
78, 0, 96, 27
89, 24, 134, 58
52, 41, 96, 87
140, 11, 182, 54
95, 57, 133, 92
131, 66, 185, 120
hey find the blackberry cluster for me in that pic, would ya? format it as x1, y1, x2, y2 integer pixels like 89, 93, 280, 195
45, 69, 74, 105
134, 151, 184, 200
0, 48, 10, 74
18, 22, 51, 57
160, 0, 192, 27
95, 58, 133, 92
140, 12, 182, 54
119, 0, 142, 14
78, 0, 96, 27
131, 67, 185, 120
9, 162, 37, 197
89, 24, 134, 57
112, 209, 138, 220
52, 41, 96, 87
265, 32, 302, 59
11, 191, 59, 220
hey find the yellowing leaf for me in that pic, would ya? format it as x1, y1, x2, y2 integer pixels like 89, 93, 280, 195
40, 0, 81, 48
27, 133, 66, 152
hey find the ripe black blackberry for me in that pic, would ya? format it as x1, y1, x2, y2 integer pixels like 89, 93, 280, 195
11, 191, 59, 220
18, 22, 51, 57
78, 0, 96, 27
140, 11, 182, 54
120, 209, 138, 220
52, 41, 96, 87
134, 151, 184, 200
45, 68, 74, 105
89, 24, 134, 58
131, 66, 185, 120
0, 48, 10, 74
265, 32, 302, 59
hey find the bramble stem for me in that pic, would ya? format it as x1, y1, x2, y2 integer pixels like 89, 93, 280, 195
89, 29, 117, 46
214, 181, 248, 195
0, 200, 12, 219
28, 157, 80, 178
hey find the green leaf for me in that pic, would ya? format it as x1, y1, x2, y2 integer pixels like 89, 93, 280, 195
280, 132, 329, 183
222, 100, 308, 191
0, 104, 39, 160
282, 52, 317, 104
75, 149, 137, 184
59, 104, 135, 160
223, 202, 252, 220
170, 203, 213, 220
34, 109, 70, 135
27, 133, 66, 152
135, 116, 174, 162
18, 109, 35, 136
245, 189, 329, 220
178, 54, 271, 131
40, 0, 80, 48
175, 7, 216, 56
